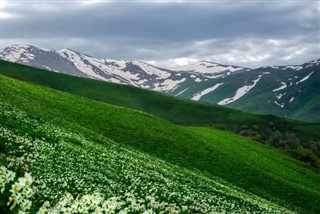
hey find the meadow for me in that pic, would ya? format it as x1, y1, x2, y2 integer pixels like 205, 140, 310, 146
1, 74, 320, 213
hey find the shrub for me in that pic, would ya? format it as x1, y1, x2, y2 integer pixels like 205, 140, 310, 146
294, 146, 318, 163
268, 131, 286, 148
284, 133, 300, 150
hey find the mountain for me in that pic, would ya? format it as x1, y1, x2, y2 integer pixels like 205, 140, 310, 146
0, 44, 248, 91
1, 74, 320, 213
1, 44, 319, 122
169, 58, 320, 122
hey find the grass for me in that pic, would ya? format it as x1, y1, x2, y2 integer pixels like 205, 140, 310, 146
0, 74, 320, 213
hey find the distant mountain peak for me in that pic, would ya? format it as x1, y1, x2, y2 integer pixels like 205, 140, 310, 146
172, 60, 249, 75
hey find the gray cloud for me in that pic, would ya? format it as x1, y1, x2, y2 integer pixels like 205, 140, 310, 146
1, 1, 319, 68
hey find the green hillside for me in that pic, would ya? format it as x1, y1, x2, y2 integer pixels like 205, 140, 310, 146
1, 74, 320, 213
1, 59, 320, 169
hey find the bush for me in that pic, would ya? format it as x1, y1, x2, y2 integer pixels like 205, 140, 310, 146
284, 133, 300, 149
268, 131, 286, 148
239, 129, 251, 137
294, 146, 318, 163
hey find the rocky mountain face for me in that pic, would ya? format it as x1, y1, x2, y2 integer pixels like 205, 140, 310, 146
1, 44, 319, 122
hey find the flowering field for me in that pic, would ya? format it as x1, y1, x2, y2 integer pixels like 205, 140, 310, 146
0, 101, 291, 213
1, 74, 320, 213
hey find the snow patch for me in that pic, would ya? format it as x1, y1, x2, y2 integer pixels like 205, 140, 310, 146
153, 78, 186, 91
175, 87, 190, 96
133, 61, 171, 79
289, 97, 294, 103
195, 78, 202, 82
192, 83, 224, 101
218, 76, 262, 105
141, 85, 150, 89
275, 92, 286, 100
135, 79, 148, 84
109, 78, 122, 84
27, 53, 35, 59
296, 71, 314, 84
173, 61, 245, 74
274, 101, 284, 108
284, 65, 303, 70
272, 82, 287, 92
203, 74, 224, 79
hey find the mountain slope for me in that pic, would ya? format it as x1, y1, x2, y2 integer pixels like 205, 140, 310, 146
169, 59, 320, 122
1, 74, 320, 213
1, 44, 319, 122
221, 61, 320, 121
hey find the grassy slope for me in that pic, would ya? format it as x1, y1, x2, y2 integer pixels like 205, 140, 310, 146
1, 99, 285, 213
0, 74, 320, 213
0, 60, 319, 144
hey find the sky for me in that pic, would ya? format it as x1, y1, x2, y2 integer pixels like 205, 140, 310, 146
0, 0, 319, 68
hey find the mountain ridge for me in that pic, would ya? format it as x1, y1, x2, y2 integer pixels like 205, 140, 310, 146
0, 44, 249, 87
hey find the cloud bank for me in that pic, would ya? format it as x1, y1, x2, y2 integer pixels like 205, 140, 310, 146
1, 0, 319, 68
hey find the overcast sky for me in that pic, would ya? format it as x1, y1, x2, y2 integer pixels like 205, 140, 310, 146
1, 0, 319, 68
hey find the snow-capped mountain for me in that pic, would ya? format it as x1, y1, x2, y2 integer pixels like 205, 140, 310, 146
1, 44, 319, 122
1, 44, 242, 92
